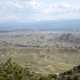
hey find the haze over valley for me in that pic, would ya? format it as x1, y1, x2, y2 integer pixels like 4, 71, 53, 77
0, 0, 80, 79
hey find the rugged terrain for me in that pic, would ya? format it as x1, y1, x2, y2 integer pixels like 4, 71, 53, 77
0, 31, 80, 75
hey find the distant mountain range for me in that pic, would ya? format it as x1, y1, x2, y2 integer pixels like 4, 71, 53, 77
0, 19, 80, 31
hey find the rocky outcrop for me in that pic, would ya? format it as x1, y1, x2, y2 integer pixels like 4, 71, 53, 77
58, 65, 80, 80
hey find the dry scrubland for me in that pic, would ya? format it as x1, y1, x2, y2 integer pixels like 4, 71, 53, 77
0, 31, 80, 75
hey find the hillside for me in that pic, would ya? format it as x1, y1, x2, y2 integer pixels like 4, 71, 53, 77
0, 58, 80, 80
58, 65, 80, 80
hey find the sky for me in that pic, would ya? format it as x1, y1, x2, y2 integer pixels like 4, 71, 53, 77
0, 0, 80, 22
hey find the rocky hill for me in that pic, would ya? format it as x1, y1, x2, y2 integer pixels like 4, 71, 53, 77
58, 65, 80, 80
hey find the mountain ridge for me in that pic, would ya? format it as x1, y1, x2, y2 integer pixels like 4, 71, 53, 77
0, 19, 80, 31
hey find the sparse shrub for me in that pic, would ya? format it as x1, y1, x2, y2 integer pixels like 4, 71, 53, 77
1, 58, 80, 80
0, 58, 56, 80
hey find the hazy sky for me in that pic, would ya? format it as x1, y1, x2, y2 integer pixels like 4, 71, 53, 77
0, 0, 80, 22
